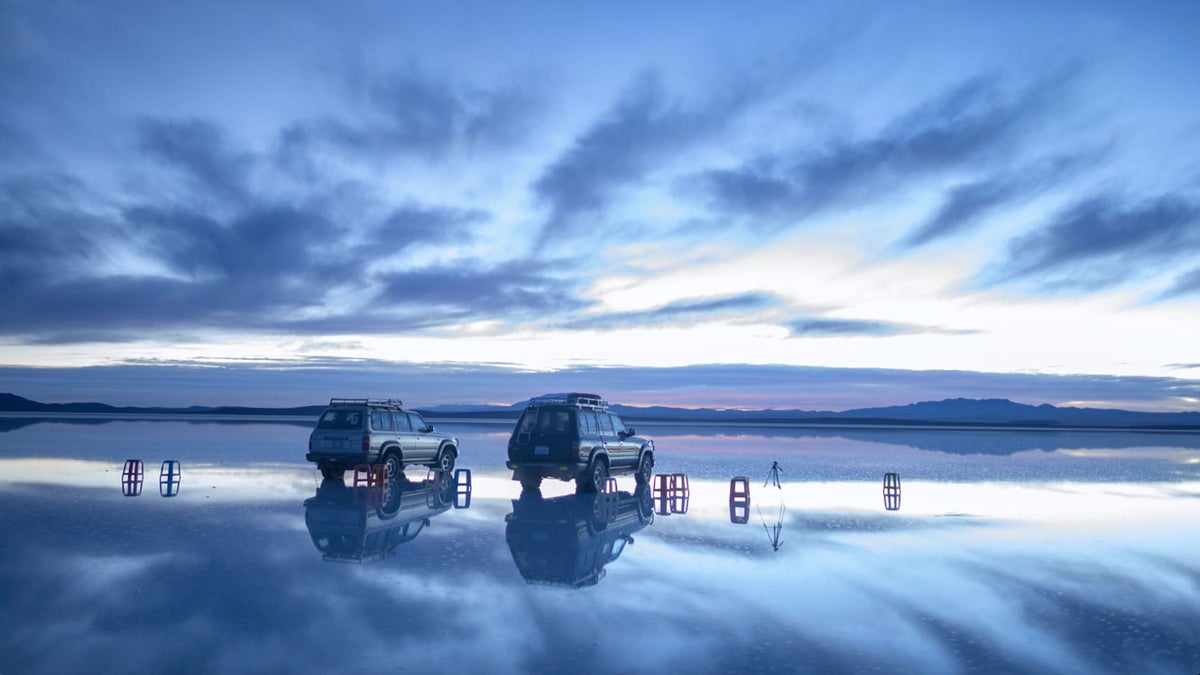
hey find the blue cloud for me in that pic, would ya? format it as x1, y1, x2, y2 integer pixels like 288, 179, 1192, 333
277, 66, 541, 170
559, 292, 779, 330
991, 193, 1200, 291
533, 70, 754, 235
1156, 266, 1200, 300
693, 71, 1068, 228
788, 318, 911, 337
138, 118, 252, 206
901, 151, 1099, 248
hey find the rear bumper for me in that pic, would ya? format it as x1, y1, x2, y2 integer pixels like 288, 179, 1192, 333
306, 452, 370, 470
507, 460, 586, 482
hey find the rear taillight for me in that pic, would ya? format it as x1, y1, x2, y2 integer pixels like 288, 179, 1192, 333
362, 435, 370, 452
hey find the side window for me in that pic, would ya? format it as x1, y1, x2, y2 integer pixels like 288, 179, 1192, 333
516, 409, 536, 435
610, 414, 627, 434
598, 413, 615, 437
408, 412, 426, 432
371, 411, 393, 431
577, 412, 596, 435
392, 412, 411, 432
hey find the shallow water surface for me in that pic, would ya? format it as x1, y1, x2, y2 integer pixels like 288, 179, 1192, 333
0, 418, 1198, 674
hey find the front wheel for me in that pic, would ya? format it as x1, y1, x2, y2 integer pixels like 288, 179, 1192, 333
635, 453, 654, 485
436, 448, 456, 473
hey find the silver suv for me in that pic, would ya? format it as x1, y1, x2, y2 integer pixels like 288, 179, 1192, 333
306, 398, 458, 480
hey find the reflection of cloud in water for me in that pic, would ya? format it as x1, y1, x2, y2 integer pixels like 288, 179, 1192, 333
1, 476, 1199, 672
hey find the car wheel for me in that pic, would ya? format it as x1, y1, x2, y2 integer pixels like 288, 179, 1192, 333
321, 468, 344, 481
635, 453, 654, 485
437, 448, 456, 473
584, 457, 608, 493
520, 474, 542, 492
382, 450, 402, 480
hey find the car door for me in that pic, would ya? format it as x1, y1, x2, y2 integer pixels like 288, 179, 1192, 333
407, 411, 438, 461
596, 412, 622, 462
370, 410, 397, 460
608, 413, 637, 467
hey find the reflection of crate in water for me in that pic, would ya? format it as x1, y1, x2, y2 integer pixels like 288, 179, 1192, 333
652, 473, 690, 515
122, 459, 144, 497
353, 464, 387, 486
883, 472, 901, 511
729, 476, 751, 524
159, 460, 182, 497
454, 468, 472, 509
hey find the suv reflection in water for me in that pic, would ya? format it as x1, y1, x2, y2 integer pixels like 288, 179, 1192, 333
303, 473, 455, 563
505, 486, 654, 588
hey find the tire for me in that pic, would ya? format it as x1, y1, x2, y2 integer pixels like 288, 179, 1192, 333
520, 474, 542, 492
582, 456, 608, 493
436, 447, 456, 473
321, 468, 344, 480
382, 450, 402, 480
635, 453, 654, 485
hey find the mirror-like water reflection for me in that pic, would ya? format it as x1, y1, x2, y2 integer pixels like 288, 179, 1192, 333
0, 418, 1198, 673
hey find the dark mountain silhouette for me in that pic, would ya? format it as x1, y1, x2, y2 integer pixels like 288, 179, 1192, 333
2, 393, 1197, 429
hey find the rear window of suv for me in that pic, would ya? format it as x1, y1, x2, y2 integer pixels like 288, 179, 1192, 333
317, 409, 363, 430
517, 408, 576, 439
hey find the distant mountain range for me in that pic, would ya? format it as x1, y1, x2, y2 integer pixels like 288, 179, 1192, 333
2, 393, 1198, 430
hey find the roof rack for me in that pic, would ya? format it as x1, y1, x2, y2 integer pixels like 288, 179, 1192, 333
328, 398, 405, 409
527, 392, 609, 410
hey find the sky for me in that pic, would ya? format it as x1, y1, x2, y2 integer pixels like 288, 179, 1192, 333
1, 1, 1199, 410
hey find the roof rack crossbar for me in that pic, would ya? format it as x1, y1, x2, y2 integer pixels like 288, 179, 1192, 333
328, 397, 405, 409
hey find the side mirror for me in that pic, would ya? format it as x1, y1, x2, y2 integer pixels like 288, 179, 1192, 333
617, 430, 628, 440
626, 427, 636, 437
422, 425, 435, 433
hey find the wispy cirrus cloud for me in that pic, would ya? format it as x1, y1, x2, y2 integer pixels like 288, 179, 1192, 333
786, 317, 975, 338
693, 71, 1070, 229
533, 70, 757, 236
900, 150, 1100, 249
277, 66, 542, 171
1155, 266, 1200, 300
558, 292, 779, 331
987, 193, 1200, 292
138, 118, 253, 206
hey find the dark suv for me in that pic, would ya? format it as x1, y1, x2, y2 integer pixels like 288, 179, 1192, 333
506, 393, 654, 492
306, 398, 458, 480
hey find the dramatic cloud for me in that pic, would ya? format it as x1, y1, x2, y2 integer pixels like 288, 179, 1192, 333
900, 151, 1098, 248
4, 361, 1199, 412
1156, 266, 1200, 300
534, 71, 753, 235
138, 118, 252, 205
694, 72, 1066, 227
559, 292, 779, 331
278, 67, 540, 167
376, 261, 587, 321
788, 318, 913, 337
991, 193, 1200, 291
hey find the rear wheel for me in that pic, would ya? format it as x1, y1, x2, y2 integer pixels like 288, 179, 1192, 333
582, 457, 608, 493
321, 468, 344, 480
382, 450, 402, 480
